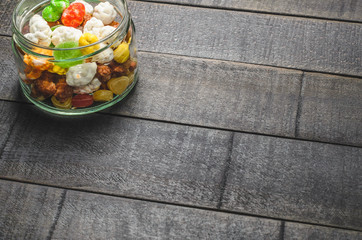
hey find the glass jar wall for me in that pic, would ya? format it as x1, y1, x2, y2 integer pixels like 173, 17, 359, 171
12, 0, 138, 115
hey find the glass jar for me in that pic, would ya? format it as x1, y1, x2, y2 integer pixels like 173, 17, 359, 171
11, 0, 138, 115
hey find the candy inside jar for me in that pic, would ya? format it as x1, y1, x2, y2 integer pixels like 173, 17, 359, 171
12, 0, 138, 115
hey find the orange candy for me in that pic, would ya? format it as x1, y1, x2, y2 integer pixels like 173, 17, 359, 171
61, 3, 85, 28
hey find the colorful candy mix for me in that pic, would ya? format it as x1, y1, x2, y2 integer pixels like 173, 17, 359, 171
21, 1, 137, 110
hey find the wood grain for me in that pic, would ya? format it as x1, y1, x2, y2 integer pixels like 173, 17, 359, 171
2, 36, 361, 146
284, 222, 362, 239
129, 1, 362, 76
0, 101, 19, 151
138, 0, 362, 22
3, 37, 361, 147
113, 52, 302, 137
2, 0, 362, 37
0, 0, 18, 36
0, 37, 20, 101
297, 73, 362, 147
0, 179, 64, 239
221, 133, 362, 230
52, 189, 282, 239
0, 101, 232, 209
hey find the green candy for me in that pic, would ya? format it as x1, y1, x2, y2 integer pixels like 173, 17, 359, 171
42, 5, 62, 22
54, 41, 83, 68
51, 25, 62, 31
50, 0, 70, 13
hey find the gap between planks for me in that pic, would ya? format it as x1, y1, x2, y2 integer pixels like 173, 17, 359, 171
1, 177, 361, 233
0, 99, 361, 149
130, 0, 362, 24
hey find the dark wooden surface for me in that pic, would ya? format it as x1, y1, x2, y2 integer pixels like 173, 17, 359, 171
0, 0, 361, 238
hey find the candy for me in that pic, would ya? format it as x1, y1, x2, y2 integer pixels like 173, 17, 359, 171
66, 62, 97, 87
24, 32, 52, 46
25, 65, 42, 80
51, 0, 70, 13
23, 54, 53, 71
53, 41, 83, 68
51, 96, 72, 109
32, 77, 57, 98
79, 33, 100, 55
71, 0, 94, 15
93, 90, 113, 102
29, 15, 52, 36
93, 2, 117, 25
25, 15, 52, 46
92, 44, 114, 64
73, 77, 101, 94
54, 80, 73, 102
81, 13, 92, 27
61, 3, 85, 28
51, 26, 82, 46
72, 94, 94, 108
98, 26, 116, 44
83, 17, 104, 37
113, 42, 130, 64
128, 73, 135, 85
42, 6, 62, 22
51, 25, 62, 31
107, 76, 129, 95
48, 65, 67, 75
96, 64, 112, 83
22, 1, 138, 109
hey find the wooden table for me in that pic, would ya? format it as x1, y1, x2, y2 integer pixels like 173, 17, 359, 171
0, 0, 361, 238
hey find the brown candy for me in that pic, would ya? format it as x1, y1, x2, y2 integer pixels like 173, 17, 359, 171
108, 21, 119, 28
96, 64, 112, 83
32, 78, 56, 99
47, 20, 62, 28
109, 60, 127, 77
24, 65, 42, 80
54, 79, 73, 102
123, 59, 137, 72
81, 13, 92, 28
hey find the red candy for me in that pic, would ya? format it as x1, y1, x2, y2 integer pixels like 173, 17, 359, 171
72, 94, 94, 108
61, 3, 85, 27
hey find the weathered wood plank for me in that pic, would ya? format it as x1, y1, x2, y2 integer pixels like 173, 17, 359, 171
0, 179, 64, 239
0, 101, 232, 209
3, 36, 303, 137
298, 73, 362, 147
0, 0, 18, 36
284, 222, 362, 239
52, 189, 282, 239
0, 101, 19, 151
3, 35, 361, 145
130, 2, 362, 76
2, 0, 362, 37
221, 133, 362, 230
0, 37, 20, 101
113, 52, 302, 137
139, 0, 362, 22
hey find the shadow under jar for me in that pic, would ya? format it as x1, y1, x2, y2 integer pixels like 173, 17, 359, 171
12, 0, 138, 115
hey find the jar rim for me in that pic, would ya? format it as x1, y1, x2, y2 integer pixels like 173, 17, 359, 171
12, 0, 130, 52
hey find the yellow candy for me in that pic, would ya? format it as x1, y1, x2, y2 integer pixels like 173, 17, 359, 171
128, 73, 135, 86
113, 42, 130, 64
79, 33, 100, 55
48, 64, 67, 75
107, 76, 129, 95
93, 90, 113, 102
51, 96, 72, 109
